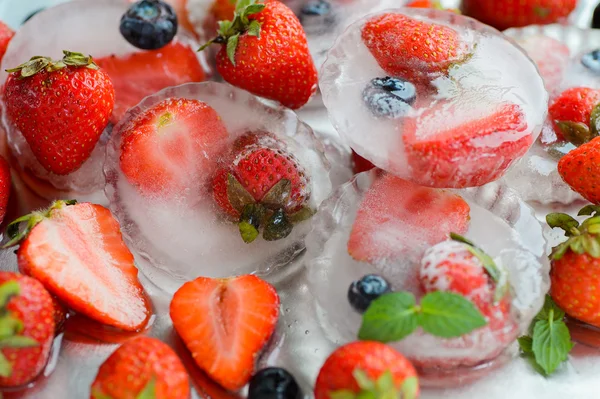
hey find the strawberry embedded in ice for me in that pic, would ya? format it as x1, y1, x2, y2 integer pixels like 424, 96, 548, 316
119, 97, 229, 197
347, 174, 471, 265
515, 35, 570, 93
403, 101, 532, 188
96, 40, 207, 124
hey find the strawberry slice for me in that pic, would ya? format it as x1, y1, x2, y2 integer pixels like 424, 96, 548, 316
120, 98, 229, 196
347, 173, 470, 264
8, 201, 150, 332
96, 41, 206, 123
403, 101, 531, 188
170, 275, 280, 391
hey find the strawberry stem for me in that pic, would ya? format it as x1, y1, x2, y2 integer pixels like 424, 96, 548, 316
5, 51, 98, 78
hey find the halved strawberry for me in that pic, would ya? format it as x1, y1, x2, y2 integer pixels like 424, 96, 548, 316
96, 41, 206, 124
403, 101, 531, 187
7, 201, 151, 332
170, 275, 280, 391
120, 98, 229, 196
347, 173, 470, 264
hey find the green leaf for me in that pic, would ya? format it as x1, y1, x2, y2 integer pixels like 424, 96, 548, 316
239, 221, 259, 243
546, 213, 579, 234
536, 295, 565, 322
556, 121, 593, 146
375, 371, 394, 392
518, 336, 533, 353
263, 208, 293, 241
358, 292, 418, 343
244, 3, 266, 15
226, 173, 255, 213
400, 376, 419, 399
583, 234, 600, 257
235, 0, 253, 12
0, 335, 38, 348
329, 391, 356, 399
0, 316, 23, 339
247, 19, 262, 37
0, 352, 11, 377
261, 179, 291, 209
238, 203, 265, 243
590, 103, 600, 138
288, 206, 315, 224
0, 281, 20, 309
532, 318, 572, 375
579, 205, 600, 217
449, 232, 475, 246
353, 369, 375, 391
226, 33, 240, 66
137, 377, 156, 399
217, 20, 232, 35
418, 291, 487, 338
91, 388, 114, 399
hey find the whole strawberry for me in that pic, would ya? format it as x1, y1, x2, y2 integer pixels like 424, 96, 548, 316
463, 0, 577, 31
201, 0, 318, 109
549, 87, 600, 145
0, 21, 14, 63
361, 13, 469, 84
91, 336, 190, 399
314, 341, 419, 399
4, 51, 115, 175
558, 136, 600, 204
0, 272, 55, 388
212, 132, 313, 243
546, 205, 600, 328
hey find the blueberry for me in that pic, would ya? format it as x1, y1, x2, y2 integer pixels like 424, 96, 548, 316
582, 49, 600, 74
362, 77, 417, 119
120, 0, 177, 50
23, 8, 44, 24
348, 274, 392, 313
300, 1, 335, 35
248, 367, 301, 399
593, 3, 600, 29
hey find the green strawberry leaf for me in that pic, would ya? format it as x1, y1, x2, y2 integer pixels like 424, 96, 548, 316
247, 19, 262, 37
583, 234, 600, 257
579, 204, 600, 217
226, 33, 240, 66
91, 388, 114, 399
288, 206, 315, 224
532, 318, 572, 375
518, 336, 533, 353
418, 291, 487, 338
137, 377, 156, 399
0, 281, 20, 309
263, 208, 293, 241
546, 213, 579, 235
556, 121, 593, 146
590, 103, 600, 138
261, 179, 291, 209
238, 203, 266, 243
226, 173, 255, 213
329, 391, 356, 399
0, 336, 38, 348
358, 292, 418, 343
353, 369, 376, 391
0, 352, 11, 377
400, 376, 419, 399
245, 3, 266, 15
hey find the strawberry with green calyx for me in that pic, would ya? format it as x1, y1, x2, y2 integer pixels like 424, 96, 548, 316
200, 0, 318, 109
546, 205, 600, 329
212, 133, 313, 243
358, 290, 487, 343
0, 272, 55, 388
518, 295, 573, 376
549, 87, 600, 145
4, 50, 114, 175
314, 341, 419, 399
557, 136, 600, 203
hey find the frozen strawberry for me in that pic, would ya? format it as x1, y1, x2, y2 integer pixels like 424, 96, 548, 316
0, 21, 13, 63
212, 132, 312, 243
403, 101, 531, 187
96, 41, 206, 123
170, 275, 279, 391
4, 51, 114, 175
558, 136, 600, 203
6, 200, 150, 332
120, 98, 229, 196
515, 35, 570, 92
347, 173, 470, 264
549, 87, 600, 144
0, 272, 55, 388
314, 341, 419, 399
91, 336, 190, 399
463, 0, 577, 31
417, 234, 516, 367
361, 13, 468, 83
0, 155, 11, 226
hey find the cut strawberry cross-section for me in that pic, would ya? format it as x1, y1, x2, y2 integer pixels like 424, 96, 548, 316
170, 275, 280, 391
348, 173, 471, 265
5, 200, 151, 332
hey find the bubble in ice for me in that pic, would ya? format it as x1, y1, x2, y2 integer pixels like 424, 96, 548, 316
319, 8, 547, 188
306, 171, 550, 386
0, 0, 208, 205
105, 82, 333, 293
500, 25, 600, 205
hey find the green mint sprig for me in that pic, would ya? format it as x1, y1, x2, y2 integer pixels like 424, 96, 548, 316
518, 295, 573, 375
358, 291, 487, 342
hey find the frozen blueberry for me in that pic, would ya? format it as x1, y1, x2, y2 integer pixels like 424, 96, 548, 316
23, 8, 44, 24
300, 0, 335, 35
582, 49, 600, 74
348, 274, 392, 313
362, 76, 417, 119
248, 367, 301, 399
120, 0, 177, 50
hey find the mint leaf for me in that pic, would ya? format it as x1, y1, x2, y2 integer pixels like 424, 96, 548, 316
518, 336, 533, 353
532, 318, 572, 375
418, 291, 487, 338
536, 295, 564, 322
358, 293, 418, 343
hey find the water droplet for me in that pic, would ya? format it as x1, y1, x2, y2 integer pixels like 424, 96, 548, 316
305, 330, 309, 335
285, 308, 290, 313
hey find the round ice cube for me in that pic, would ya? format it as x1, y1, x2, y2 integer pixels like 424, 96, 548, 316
306, 170, 550, 386
0, 0, 208, 204
501, 25, 600, 205
104, 82, 333, 293
319, 8, 548, 189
